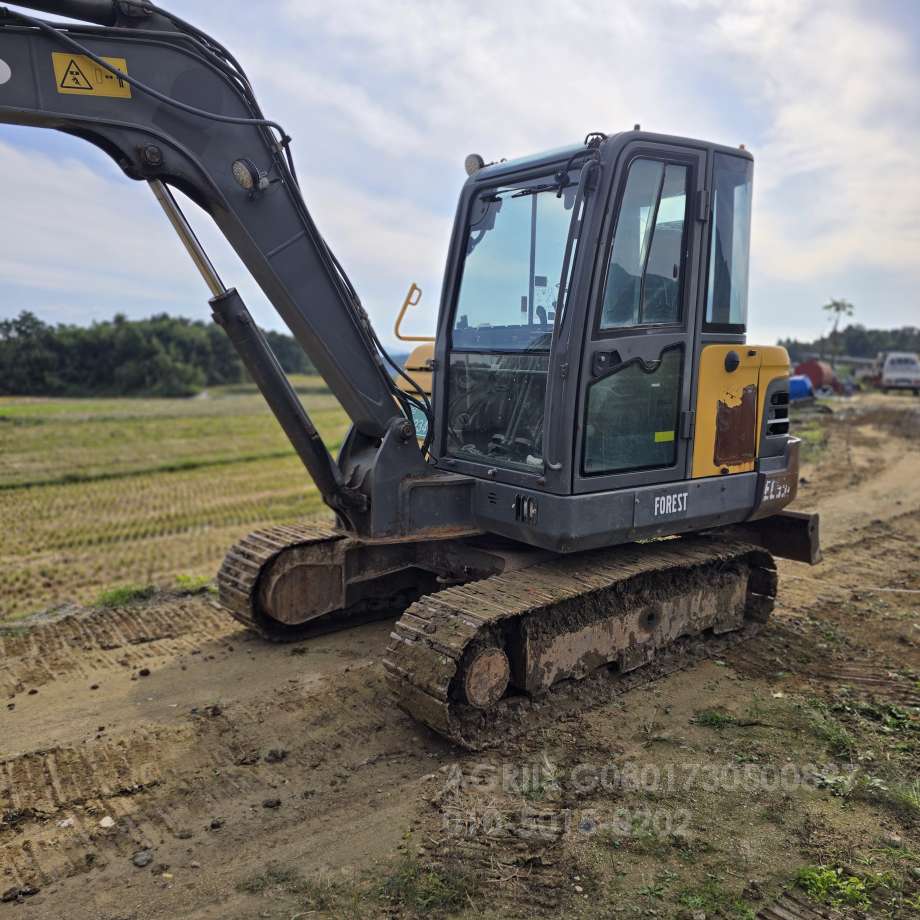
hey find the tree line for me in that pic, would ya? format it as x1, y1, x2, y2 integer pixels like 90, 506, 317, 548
778, 324, 920, 365
0, 311, 315, 397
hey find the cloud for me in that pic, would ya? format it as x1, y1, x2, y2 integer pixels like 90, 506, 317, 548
704, 1, 920, 284
0, 134, 446, 338
276, 0, 720, 157
0, 138, 193, 303
1, 0, 918, 348
272, 0, 920, 336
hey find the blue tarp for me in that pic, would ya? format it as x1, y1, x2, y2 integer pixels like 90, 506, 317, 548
789, 374, 814, 401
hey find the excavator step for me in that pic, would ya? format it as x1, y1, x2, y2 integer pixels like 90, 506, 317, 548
384, 536, 776, 750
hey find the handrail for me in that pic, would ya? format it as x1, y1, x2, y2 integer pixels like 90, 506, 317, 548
393, 283, 435, 343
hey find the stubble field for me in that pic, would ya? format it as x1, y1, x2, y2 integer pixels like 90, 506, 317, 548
0, 377, 345, 622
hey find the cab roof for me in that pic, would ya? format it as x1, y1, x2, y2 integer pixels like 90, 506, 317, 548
472, 130, 752, 184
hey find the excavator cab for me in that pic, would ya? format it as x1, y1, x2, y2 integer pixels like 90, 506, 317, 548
422, 135, 800, 554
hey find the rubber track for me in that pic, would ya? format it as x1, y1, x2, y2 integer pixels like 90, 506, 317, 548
383, 536, 776, 750
217, 522, 341, 640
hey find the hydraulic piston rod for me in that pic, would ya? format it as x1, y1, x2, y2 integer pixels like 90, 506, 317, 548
149, 181, 366, 517
149, 180, 225, 298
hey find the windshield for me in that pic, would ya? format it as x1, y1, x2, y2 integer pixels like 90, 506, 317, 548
451, 175, 579, 352
446, 170, 581, 471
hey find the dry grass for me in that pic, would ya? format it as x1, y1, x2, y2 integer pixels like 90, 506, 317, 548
0, 378, 344, 620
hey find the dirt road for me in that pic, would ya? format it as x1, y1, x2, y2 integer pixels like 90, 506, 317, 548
2, 396, 919, 919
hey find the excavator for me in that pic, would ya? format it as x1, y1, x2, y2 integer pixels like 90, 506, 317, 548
0, 1, 820, 748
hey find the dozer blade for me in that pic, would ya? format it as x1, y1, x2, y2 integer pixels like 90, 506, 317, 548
384, 537, 776, 750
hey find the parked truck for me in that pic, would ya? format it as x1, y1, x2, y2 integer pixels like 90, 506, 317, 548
881, 353, 920, 395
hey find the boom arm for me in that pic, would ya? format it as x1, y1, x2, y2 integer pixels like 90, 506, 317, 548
0, 1, 424, 511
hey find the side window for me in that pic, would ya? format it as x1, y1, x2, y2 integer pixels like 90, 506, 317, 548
705, 153, 753, 330
583, 348, 683, 475
600, 159, 689, 330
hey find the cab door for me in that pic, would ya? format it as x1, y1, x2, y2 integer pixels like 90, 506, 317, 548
573, 143, 707, 494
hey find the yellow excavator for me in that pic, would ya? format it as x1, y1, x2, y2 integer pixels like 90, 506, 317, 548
0, 1, 819, 748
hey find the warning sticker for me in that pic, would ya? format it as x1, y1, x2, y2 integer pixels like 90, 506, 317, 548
52, 52, 132, 99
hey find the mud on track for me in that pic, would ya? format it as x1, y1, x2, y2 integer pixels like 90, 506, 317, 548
2, 394, 919, 919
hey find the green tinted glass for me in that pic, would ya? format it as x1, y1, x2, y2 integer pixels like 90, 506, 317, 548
583, 349, 682, 474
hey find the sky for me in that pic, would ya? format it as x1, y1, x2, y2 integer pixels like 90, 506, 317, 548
0, 0, 918, 350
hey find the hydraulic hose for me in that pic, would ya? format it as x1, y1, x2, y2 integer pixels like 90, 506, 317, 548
6, 1, 118, 25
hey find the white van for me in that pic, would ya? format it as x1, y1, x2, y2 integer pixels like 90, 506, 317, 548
881, 352, 920, 394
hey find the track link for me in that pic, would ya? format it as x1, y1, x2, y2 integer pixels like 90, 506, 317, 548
384, 536, 776, 749
217, 522, 341, 640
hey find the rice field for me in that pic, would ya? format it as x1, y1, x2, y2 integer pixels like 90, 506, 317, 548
0, 378, 347, 621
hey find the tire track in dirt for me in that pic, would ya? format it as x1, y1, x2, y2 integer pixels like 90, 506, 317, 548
1, 656, 444, 899
727, 499, 920, 705
0, 598, 234, 696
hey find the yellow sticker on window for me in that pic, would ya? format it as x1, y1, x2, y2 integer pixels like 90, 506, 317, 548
654, 430, 675, 443
52, 52, 131, 99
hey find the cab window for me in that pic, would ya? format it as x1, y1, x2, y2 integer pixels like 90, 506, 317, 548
451, 179, 577, 352
599, 158, 689, 330
447, 172, 581, 470
583, 348, 683, 475
705, 153, 753, 330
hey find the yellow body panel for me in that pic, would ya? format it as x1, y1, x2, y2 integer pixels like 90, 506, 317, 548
397, 343, 434, 397
692, 344, 790, 479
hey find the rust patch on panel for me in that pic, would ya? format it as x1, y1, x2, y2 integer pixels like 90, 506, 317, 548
714, 383, 758, 466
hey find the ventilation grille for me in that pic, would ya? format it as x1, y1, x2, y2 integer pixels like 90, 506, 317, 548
767, 388, 790, 436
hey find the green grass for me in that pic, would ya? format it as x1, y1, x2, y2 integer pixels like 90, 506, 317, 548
175, 573, 216, 596
377, 854, 475, 915
237, 864, 342, 911
792, 415, 828, 463
94, 583, 157, 607
848, 775, 920, 822
887, 779, 920, 819
237, 864, 305, 895
693, 708, 739, 729
678, 879, 756, 918
0, 382, 345, 489
795, 866, 870, 908
800, 701, 856, 756
236, 854, 475, 918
